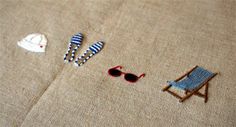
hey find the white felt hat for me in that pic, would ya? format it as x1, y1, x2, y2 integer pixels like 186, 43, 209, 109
17, 33, 47, 52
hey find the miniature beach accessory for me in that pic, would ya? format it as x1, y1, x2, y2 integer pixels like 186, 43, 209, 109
108, 66, 145, 83
162, 66, 217, 103
17, 33, 47, 52
63, 33, 83, 62
74, 41, 104, 67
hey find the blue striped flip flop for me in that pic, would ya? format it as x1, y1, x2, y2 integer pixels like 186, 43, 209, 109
63, 33, 83, 63
74, 41, 104, 67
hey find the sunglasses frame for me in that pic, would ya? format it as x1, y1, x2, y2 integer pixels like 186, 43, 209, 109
108, 65, 145, 83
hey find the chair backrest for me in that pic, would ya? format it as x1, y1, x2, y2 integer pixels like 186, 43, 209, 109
187, 67, 214, 89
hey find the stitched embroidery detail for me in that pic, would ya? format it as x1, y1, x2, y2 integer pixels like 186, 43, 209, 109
63, 33, 83, 63
74, 41, 104, 67
17, 33, 47, 52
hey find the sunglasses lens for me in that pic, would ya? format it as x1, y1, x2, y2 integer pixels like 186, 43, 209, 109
124, 73, 138, 82
109, 69, 122, 77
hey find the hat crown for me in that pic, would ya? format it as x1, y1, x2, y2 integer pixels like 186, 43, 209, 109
17, 33, 47, 52
24, 33, 47, 45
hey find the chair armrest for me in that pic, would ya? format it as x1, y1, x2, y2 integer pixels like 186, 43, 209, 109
174, 65, 198, 82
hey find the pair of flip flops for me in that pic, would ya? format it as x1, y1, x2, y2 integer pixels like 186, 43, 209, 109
63, 33, 104, 67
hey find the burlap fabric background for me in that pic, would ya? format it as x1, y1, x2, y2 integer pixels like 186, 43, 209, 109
0, 0, 235, 126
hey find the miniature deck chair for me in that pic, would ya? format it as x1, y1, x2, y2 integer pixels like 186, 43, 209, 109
162, 66, 217, 103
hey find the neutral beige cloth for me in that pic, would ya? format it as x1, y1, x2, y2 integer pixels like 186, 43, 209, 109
0, 0, 235, 127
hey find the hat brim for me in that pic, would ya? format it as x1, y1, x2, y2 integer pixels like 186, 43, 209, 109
18, 41, 45, 52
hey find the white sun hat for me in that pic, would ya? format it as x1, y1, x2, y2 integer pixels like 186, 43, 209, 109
17, 33, 47, 52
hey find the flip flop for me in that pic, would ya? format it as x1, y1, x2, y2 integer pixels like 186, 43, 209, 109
63, 33, 83, 62
74, 41, 104, 67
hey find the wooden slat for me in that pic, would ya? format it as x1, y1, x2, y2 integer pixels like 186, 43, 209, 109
166, 90, 182, 99
162, 85, 172, 91
194, 92, 205, 97
205, 83, 209, 103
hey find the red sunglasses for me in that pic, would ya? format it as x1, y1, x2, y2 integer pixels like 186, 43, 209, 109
108, 66, 145, 83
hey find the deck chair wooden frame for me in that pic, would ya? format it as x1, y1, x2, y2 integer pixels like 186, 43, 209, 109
162, 66, 217, 103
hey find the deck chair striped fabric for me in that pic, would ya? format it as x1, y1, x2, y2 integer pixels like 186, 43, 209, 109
162, 66, 217, 103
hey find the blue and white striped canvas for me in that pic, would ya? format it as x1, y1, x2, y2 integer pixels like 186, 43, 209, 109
167, 67, 214, 90
89, 41, 104, 54
71, 33, 83, 45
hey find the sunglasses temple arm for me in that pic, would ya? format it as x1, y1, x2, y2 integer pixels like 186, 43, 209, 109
138, 73, 146, 79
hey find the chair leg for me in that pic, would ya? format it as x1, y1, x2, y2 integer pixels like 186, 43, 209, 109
204, 83, 209, 103
162, 85, 171, 91
194, 92, 205, 97
180, 90, 197, 102
180, 83, 209, 103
